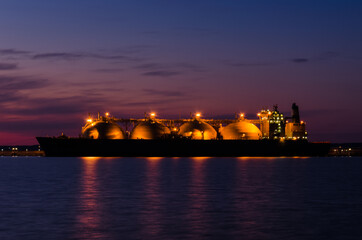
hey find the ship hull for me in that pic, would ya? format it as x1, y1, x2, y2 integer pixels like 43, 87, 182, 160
36, 137, 330, 157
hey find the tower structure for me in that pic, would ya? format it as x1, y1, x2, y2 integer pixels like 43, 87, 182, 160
268, 105, 285, 139
285, 103, 307, 140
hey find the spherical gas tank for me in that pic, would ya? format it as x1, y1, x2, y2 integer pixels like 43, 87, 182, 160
130, 121, 171, 139
178, 120, 217, 140
82, 121, 125, 139
220, 121, 261, 140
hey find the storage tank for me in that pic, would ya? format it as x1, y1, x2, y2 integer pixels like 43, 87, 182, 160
82, 121, 126, 139
220, 121, 261, 140
130, 120, 171, 139
178, 120, 217, 140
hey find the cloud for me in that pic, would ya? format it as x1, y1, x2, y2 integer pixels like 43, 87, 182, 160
0, 75, 48, 91
90, 54, 129, 60
32, 52, 85, 60
135, 62, 205, 73
0, 48, 146, 64
0, 118, 78, 134
0, 94, 105, 118
175, 62, 205, 72
19, 97, 95, 115
80, 87, 125, 97
101, 45, 155, 55
0, 63, 18, 70
143, 71, 181, 77
0, 91, 22, 103
143, 88, 187, 97
92, 68, 123, 73
0, 49, 30, 55
121, 98, 185, 107
0, 76, 111, 117
292, 51, 341, 63
292, 58, 309, 63
0, 75, 50, 106
135, 63, 163, 69
32, 51, 141, 62
226, 51, 341, 67
135, 60, 205, 73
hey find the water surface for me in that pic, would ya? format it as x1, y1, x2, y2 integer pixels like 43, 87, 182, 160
0, 157, 361, 240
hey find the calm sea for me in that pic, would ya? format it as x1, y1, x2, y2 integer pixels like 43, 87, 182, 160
0, 157, 361, 240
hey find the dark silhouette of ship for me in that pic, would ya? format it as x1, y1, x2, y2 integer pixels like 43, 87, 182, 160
37, 103, 330, 157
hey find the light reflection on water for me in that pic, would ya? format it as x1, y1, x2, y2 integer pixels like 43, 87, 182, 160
188, 156, 208, 236
74, 157, 106, 239
1, 157, 362, 240
141, 157, 163, 237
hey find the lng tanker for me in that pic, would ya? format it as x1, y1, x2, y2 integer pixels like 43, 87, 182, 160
36, 103, 330, 157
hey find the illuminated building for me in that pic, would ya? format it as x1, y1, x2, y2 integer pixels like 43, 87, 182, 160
285, 103, 307, 140
258, 105, 285, 139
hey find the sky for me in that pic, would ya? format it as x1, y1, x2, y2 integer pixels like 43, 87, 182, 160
0, 0, 361, 144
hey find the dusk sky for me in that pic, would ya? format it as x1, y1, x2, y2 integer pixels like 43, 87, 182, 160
1, 0, 362, 144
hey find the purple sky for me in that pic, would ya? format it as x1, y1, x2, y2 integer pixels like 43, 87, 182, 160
0, 0, 362, 144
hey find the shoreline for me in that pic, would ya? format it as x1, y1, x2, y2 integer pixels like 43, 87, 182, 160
0, 151, 45, 157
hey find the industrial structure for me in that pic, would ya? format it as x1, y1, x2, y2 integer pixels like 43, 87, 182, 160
81, 103, 308, 141
37, 103, 330, 157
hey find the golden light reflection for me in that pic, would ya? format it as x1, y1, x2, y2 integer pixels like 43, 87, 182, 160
102, 157, 120, 161
81, 156, 118, 161
140, 156, 162, 236
145, 157, 163, 161
81, 156, 101, 161
191, 156, 210, 161
234, 156, 275, 229
74, 157, 107, 239
237, 156, 310, 160
237, 157, 278, 160
188, 155, 208, 234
